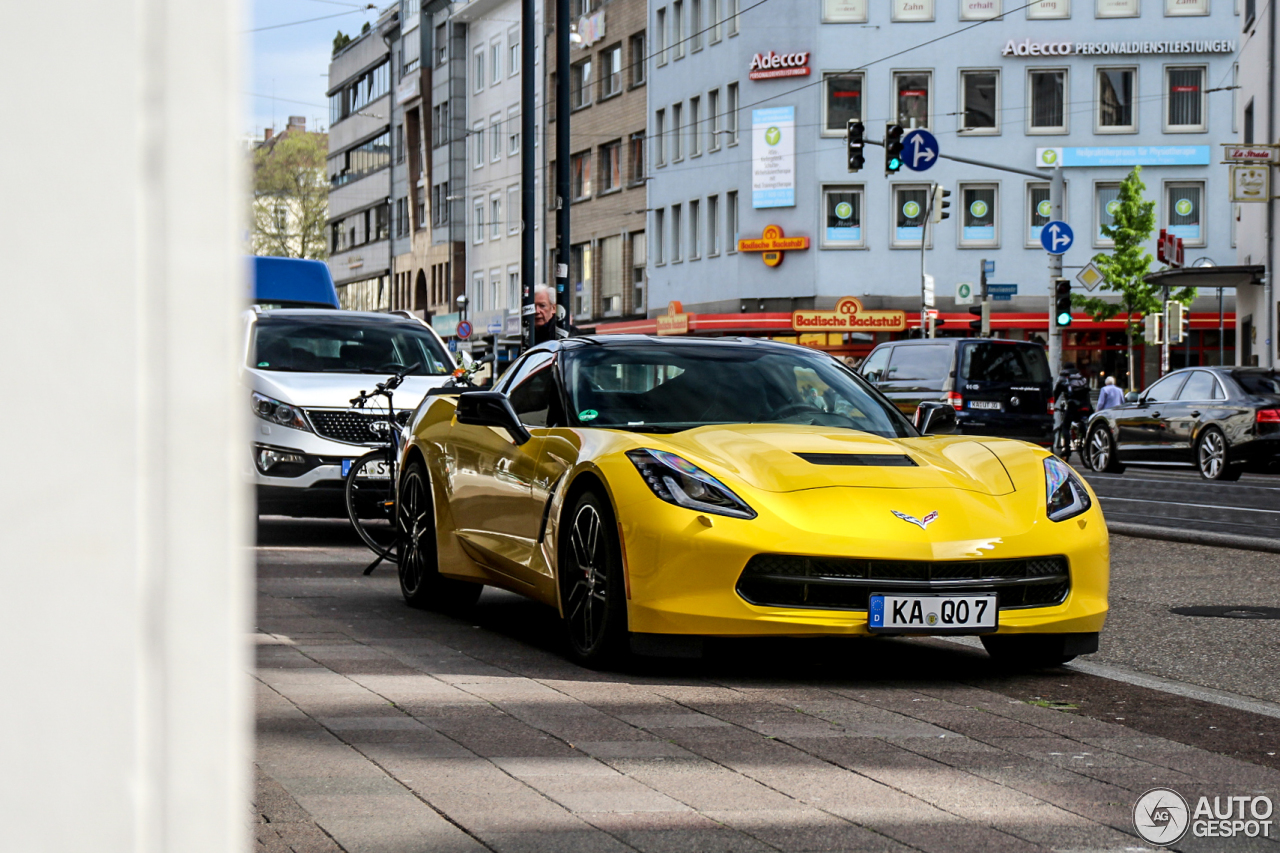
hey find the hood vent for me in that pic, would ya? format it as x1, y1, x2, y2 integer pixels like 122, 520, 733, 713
795, 452, 917, 467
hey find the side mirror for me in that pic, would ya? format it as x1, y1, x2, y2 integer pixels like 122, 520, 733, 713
1124, 391, 1140, 403
914, 401, 959, 435
455, 391, 532, 445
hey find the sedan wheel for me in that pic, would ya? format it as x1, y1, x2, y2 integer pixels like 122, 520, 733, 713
1085, 425, 1124, 473
1196, 427, 1240, 481
561, 491, 628, 668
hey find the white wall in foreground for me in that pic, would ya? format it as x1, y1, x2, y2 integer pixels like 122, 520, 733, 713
0, 0, 251, 850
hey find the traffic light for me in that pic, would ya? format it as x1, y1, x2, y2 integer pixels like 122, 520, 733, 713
931, 185, 951, 223
1143, 312, 1163, 345
968, 300, 990, 336
927, 314, 945, 337
1053, 277, 1073, 328
1166, 300, 1188, 344
846, 120, 865, 172
885, 124, 904, 175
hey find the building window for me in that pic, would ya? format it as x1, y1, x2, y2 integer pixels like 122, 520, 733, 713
707, 194, 720, 255
473, 198, 484, 243
824, 72, 863, 136
689, 96, 702, 156
629, 132, 646, 184
1246, 0, 1257, 24
490, 193, 501, 239
472, 272, 485, 312
1166, 0, 1208, 14
656, 8, 667, 66
473, 49, 484, 93
600, 235, 623, 315
727, 0, 739, 35
490, 112, 502, 161
654, 208, 665, 264
892, 185, 930, 248
672, 102, 684, 161
631, 233, 646, 313
1097, 0, 1138, 16
823, 186, 864, 248
710, 0, 723, 41
472, 121, 484, 168
1095, 182, 1120, 247
571, 150, 592, 200
1244, 98, 1255, 144
1097, 68, 1136, 132
571, 59, 592, 108
571, 242, 592, 318
601, 140, 622, 192
961, 0, 1001, 18
1166, 67, 1206, 132
395, 123, 406, 163
508, 185, 520, 235
416, 191, 425, 228
893, 71, 931, 130
507, 107, 520, 155
959, 70, 998, 134
1027, 0, 1071, 18
726, 83, 739, 143
654, 110, 666, 166
1026, 182, 1050, 248
892, 0, 934, 20
491, 42, 501, 85
1028, 69, 1067, 133
672, 0, 684, 59
960, 184, 998, 247
726, 190, 738, 250
690, 0, 703, 51
328, 131, 391, 187
630, 32, 646, 85
435, 23, 448, 66
601, 44, 622, 98
396, 196, 409, 237
1166, 182, 1204, 246
708, 89, 721, 151
689, 199, 701, 259
508, 267, 519, 310
508, 27, 520, 77
823, 0, 868, 22
671, 203, 682, 261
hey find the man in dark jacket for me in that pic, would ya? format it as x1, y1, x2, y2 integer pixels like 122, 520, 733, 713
533, 284, 579, 344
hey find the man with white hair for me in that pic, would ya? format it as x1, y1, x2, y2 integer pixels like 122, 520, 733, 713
533, 284, 578, 344
1097, 374, 1124, 410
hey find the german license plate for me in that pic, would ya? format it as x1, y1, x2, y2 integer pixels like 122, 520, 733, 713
341, 459, 391, 478
868, 594, 998, 634
969, 400, 1003, 410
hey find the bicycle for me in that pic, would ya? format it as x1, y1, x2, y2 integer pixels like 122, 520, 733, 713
1051, 399, 1092, 464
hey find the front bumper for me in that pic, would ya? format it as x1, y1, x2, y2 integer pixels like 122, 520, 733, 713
249, 421, 375, 517
617, 486, 1108, 639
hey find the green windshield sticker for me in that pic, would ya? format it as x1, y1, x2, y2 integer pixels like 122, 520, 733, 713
258, 361, 270, 367
578, 409, 599, 422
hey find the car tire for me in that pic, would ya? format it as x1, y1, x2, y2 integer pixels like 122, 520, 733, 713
559, 489, 630, 669
1085, 424, 1124, 473
981, 634, 1082, 669
1196, 427, 1241, 481
397, 460, 483, 611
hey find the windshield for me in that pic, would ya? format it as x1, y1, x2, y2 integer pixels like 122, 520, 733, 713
561, 344, 915, 437
961, 342, 1050, 384
1233, 370, 1280, 396
250, 319, 452, 375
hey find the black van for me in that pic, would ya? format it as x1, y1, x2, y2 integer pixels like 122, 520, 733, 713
859, 338, 1054, 445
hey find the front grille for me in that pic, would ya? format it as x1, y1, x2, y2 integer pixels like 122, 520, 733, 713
736, 555, 1069, 611
306, 409, 388, 445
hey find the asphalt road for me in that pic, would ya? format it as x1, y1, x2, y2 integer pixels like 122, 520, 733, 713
1078, 469, 1280, 541
254, 518, 1280, 853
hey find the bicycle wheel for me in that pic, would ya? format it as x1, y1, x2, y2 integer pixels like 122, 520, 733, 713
345, 450, 399, 561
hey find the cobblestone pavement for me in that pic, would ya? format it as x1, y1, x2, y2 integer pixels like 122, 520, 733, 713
254, 522, 1280, 853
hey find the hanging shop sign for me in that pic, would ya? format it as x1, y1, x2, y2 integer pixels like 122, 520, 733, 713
792, 297, 907, 333
1002, 38, 1235, 57
748, 50, 811, 80
655, 301, 693, 336
1230, 166, 1272, 203
1221, 144, 1278, 165
737, 225, 809, 267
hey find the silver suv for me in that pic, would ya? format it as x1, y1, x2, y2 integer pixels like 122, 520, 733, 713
244, 308, 455, 518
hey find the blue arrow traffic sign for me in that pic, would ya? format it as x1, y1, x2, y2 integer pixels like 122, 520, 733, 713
901, 129, 939, 172
1040, 220, 1074, 255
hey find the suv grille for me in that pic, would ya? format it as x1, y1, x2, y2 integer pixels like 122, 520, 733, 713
736, 555, 1069, 611
305, 409, 389, 445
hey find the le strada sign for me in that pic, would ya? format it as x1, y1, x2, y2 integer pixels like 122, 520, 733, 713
792, 297, 907, 333
737, 224, 809, 266
1221, 145, 1278, 165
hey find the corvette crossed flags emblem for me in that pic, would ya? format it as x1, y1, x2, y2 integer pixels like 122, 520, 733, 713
891, 510, 939, 530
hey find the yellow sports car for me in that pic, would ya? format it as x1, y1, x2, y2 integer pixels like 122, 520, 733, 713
395, 336, 1108, 668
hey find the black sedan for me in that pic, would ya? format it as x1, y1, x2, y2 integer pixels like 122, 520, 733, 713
1083, 367, 1280, 481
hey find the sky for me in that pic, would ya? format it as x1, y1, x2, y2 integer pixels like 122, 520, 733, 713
246, 0, 385, 138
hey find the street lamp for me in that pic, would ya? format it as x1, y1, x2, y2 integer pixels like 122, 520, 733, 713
456, 293, 469, 322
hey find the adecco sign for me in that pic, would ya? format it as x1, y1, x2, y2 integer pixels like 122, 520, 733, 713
1002, 38, 1235, 56
749, 51, 810, 80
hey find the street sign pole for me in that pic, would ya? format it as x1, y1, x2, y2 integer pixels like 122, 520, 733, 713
1047, 166, 1064, 379
520, 0, 536, 353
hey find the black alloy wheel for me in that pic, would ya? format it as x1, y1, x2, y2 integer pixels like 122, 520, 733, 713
397, 461, 482, 610
1196, 426, 1241, 481
560, 490, 629, 668
1085, 424, 1124, 473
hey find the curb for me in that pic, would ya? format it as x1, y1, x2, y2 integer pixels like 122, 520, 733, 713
1109, 522, 1280, 554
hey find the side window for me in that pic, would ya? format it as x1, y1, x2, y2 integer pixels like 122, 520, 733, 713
1143, 373, 1186, 403
860, 346, 892, 382
497, 351, 553, 394
508, 367, 558, 427
885, 345, 952, 382
1177, 371, 1217, 401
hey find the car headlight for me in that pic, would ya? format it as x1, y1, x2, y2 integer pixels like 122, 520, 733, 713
251, 391, 312, 432
1044, 456, 1091, 522
626, 449, 756, 520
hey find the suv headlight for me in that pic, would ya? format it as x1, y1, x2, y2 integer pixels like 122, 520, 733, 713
1044, 456, 1091, 522
251, 391, 312, 432
626, 449, 756, 520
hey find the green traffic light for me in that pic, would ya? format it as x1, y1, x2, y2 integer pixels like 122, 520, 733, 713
888, 158, 901, 170
1057, 312, 1073, 326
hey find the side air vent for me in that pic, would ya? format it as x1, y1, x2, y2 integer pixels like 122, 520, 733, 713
795, 453, 917, 467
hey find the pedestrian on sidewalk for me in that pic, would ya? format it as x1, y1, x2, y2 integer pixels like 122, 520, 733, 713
1097, 375, 1125, 410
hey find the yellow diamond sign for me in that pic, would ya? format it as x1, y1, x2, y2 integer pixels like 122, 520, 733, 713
1076, 262, 1105, 292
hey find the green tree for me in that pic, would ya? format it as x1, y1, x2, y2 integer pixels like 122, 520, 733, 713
333, 30, 352, 54
252, 131, 329, 260
1073, 166, 1194, 391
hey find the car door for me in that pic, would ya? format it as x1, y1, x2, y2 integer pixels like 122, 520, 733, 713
1167, 370, 1219, 463
1114, 373, 1187, 462
878, 344, 953, 416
